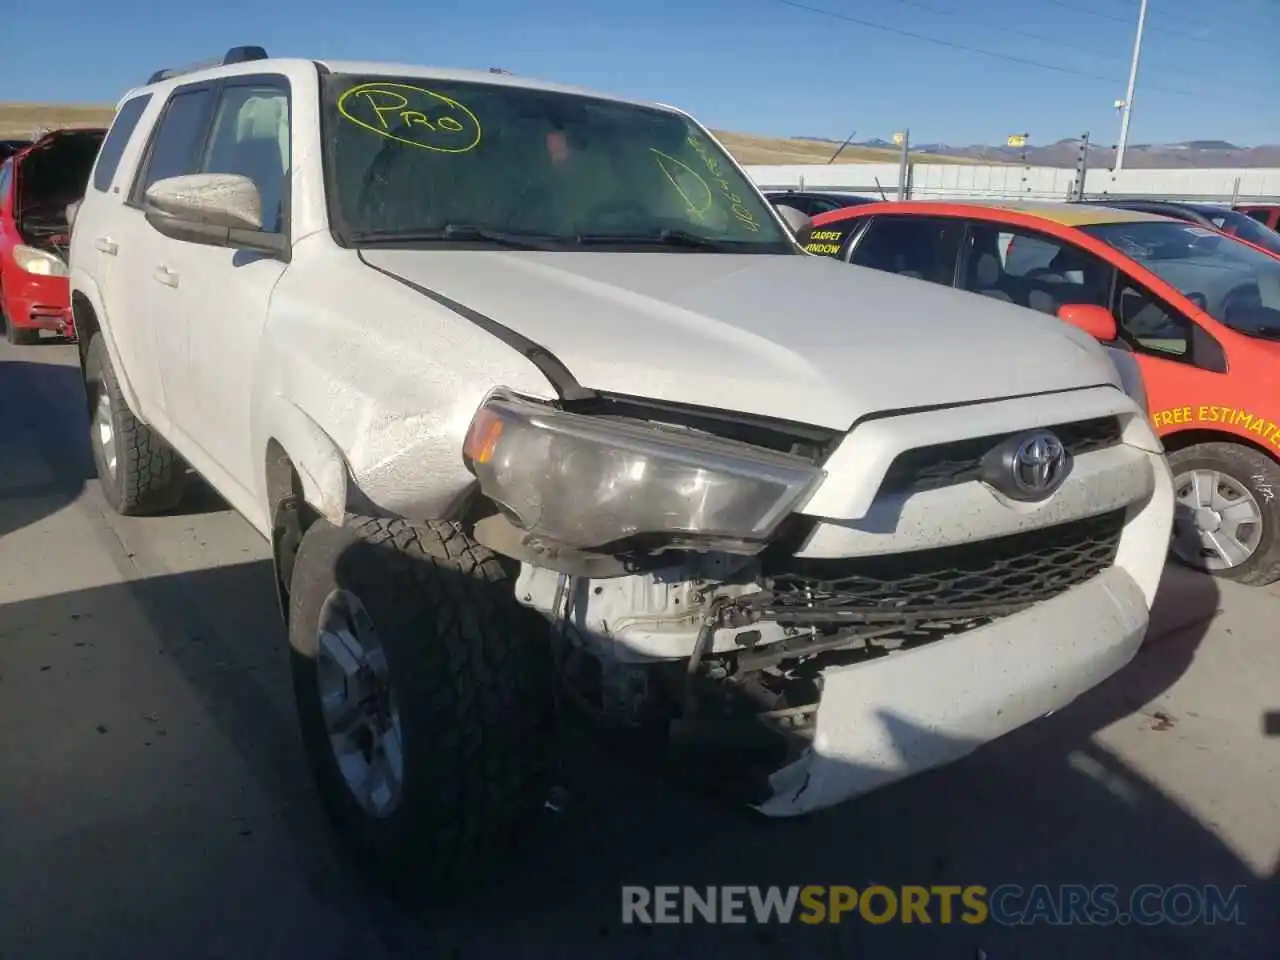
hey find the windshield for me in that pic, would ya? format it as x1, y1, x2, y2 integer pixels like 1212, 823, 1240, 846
321, 74, 792, 253
1081, 220, 1280, 338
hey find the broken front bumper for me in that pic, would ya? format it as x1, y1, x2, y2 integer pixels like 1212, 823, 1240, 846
752, 563, 1150, 816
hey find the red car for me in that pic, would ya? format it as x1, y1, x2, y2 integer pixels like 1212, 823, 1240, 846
0, 127, 106, 344
799, 199, 1280, 585
1236, 203, 1280, 232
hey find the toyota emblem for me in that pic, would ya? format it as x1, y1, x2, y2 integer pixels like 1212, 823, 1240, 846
1010, 431, 1067, 497
979, 429, 1070, 502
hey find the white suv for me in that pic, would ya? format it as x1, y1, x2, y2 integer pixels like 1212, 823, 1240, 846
70, 47, 1174, 891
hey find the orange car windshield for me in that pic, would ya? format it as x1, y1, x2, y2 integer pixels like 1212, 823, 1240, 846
1081, 220, 1280, 339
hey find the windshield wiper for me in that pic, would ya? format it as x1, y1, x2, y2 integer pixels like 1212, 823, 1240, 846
574, 229, 744, 251
348, 224, 560, 250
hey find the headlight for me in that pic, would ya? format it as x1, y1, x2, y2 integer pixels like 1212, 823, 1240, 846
13, 245, 68, 278
462, 393, 825, 551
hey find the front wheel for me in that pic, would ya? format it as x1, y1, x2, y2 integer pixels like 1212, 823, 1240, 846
288, 516, 554, 894
1167, 441, 1280, 586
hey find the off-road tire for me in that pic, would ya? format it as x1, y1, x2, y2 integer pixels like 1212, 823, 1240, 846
84, 334, 186, 515
1167, 441, 1280, 586
289, 516, 554, 894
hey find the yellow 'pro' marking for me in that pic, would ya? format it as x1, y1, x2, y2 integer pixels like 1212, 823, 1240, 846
338, 82, 481, 153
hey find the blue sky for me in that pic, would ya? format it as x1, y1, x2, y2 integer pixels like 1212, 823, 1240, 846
4, 0, 1277, 146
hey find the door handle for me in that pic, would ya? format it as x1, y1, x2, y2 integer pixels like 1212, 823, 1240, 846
94, 237, 118, 256
154, 266, 179, 288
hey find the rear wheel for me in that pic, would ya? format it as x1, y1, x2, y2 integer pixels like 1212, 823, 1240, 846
288, 516, 554, 894
1167, 441, 1280, 586
84, 334, 186, 515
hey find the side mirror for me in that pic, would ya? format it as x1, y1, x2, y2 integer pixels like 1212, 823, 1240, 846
773, 203, 813, 236
143, 173, 285, 256
1057, 303, 1118, 342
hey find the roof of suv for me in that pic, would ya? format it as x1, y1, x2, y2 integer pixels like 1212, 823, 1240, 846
317, 60, 659, 108
127, 56, 673, 117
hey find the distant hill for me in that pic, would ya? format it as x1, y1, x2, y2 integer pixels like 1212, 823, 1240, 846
940, 140, 1280, 169
0, 103, 115, 138
791, 134, 1280, 169
709, 130, 982, 166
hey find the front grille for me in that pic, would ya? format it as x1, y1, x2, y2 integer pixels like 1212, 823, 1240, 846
760, 509, 1126, 626
880, 416, 1123, 496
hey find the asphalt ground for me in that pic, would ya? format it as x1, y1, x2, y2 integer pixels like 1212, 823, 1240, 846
0, 337, 1276, 959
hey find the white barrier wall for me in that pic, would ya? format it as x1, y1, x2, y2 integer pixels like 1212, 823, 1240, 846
745, 162, 1280, 203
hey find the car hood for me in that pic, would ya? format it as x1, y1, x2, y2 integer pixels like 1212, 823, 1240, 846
13, 127, 107, 221
361, 249, 1120, 431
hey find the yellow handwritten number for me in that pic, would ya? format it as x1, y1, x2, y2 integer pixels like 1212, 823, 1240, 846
338, 82, 482, 153
686, 134, 760, 232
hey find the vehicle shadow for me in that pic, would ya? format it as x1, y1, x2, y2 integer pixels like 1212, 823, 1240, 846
0, 353, 229, 538
2, 536, 1273, 959
0, 359, 93, 538
167, 469, 232, 516
1271, 715, 1280, 887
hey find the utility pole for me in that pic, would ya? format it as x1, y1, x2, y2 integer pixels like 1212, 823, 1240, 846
1007, 133, 1029, 195
895, 128, 910, 200
1114, 0, 1148, 171
1073, 132, 1090, 200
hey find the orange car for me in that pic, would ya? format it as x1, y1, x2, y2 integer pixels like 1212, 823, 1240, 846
799, 200, 1280, 586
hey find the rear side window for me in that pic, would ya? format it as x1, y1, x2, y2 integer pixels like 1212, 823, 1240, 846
132, 87, 215, 200
850, 215, 963, 285
1000, 233, 1061, 276
199, 81, 290, 233
0, 160, 11, 204
92, 94, 152, 193
963, 221, 1114, 317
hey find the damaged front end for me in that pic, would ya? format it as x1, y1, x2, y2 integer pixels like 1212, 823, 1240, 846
463, 388, 1160, 813
504, 508, 1127, 806
6, 128, 106, 339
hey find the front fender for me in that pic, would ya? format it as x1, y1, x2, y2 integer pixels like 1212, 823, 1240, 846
253, 392, 349, 527
1155, 405, 1280, 462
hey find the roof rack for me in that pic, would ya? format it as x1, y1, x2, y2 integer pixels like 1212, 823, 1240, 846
146, 46, 268, 85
